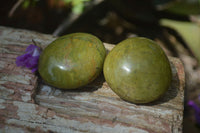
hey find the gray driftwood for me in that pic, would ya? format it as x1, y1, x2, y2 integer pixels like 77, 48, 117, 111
0, 26, 185, 133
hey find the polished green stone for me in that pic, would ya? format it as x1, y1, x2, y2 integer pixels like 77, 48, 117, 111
103, 37, 172, 103
39, 33, 106, 89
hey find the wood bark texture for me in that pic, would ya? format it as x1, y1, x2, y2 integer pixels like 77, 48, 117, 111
0, 26, 185, 133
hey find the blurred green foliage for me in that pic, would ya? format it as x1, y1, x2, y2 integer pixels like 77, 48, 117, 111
64, 0, 90, 14
22, 0, 38, 8
160, 19, 200, 63
166, 0, 200, 15
22, 0, 91, 14
154, 0, 200, 15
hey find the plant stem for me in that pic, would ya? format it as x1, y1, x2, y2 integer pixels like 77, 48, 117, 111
9, 0, 24, 17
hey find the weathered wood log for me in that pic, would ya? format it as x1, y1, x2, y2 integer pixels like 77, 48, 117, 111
0, 26, 185, 133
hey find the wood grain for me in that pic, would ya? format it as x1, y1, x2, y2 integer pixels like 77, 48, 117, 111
0, 26, 185, 133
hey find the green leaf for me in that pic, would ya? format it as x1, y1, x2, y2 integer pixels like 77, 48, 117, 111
166, 0, 200, 15
22, 0, 31, 9
72, 2, 84, 14
160, 19, 200, 62
63, 0, 72, 4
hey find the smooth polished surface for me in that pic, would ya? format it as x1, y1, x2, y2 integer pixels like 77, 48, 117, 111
38, 33, 106, 89
103, 37, 172, 103
0, 26, 185, 133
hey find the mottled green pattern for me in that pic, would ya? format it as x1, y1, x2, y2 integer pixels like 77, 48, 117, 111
39, 33, 106, 89
103, 37, 172, 103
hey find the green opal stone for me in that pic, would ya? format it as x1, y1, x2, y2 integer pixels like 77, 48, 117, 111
103, 37, 172, 103
39, 33, 106, 89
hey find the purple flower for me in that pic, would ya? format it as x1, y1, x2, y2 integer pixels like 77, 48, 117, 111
188, 97, 200, 125
16, 44, 41, 72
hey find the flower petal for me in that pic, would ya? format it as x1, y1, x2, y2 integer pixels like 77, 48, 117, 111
188, 100, 200, 125
188, 100, 200, 112
16, 53, 31, 67
32, 47, 41, 57
25, 44, 38, 53
25, 56, 39, 68
16, 44, 41, 73
31, 67, 38, 73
